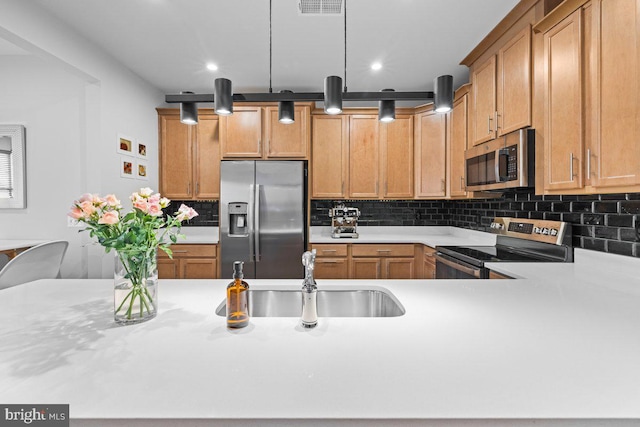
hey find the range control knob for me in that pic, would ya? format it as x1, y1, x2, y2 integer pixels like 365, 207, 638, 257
542, 228, 550, 235
533, 226, 542, 234
550, 229, 559, 236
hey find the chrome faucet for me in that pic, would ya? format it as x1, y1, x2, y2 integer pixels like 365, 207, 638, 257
301, 250, 318, 328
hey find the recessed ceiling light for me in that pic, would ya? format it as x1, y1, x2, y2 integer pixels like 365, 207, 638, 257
206, 63, 218, 72
371, 62, 382, 71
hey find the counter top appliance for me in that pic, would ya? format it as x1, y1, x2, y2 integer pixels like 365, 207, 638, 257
435, 217, 572, 279
329, 203, 360, 238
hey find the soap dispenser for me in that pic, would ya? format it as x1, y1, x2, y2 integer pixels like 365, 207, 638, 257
226, 261, 250, 328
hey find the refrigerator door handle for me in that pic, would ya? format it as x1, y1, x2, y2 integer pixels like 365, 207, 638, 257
248, 184, 255, 262
254, 184, 261, 262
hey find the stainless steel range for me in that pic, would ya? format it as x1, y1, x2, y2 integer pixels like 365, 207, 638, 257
435, 217, 573, 279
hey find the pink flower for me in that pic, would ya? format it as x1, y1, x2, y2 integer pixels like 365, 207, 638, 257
98, 211, 119, 225
80, 200, 96, 216
159, 197, 170, 208
133, 199, 149, 213
91, 194, 106, 207
104, 194, 121, 207
78, 193, 93, 203
68, 206, 84, 220
139, 187, 153, 197
176, 204, 198, 221
148, 203, 163, 217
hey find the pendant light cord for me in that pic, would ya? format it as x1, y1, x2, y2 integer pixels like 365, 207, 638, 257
344, 0, 347, 93
269, 0, 273, 93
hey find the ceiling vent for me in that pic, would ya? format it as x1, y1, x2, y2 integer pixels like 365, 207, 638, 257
298, 0, 343, 15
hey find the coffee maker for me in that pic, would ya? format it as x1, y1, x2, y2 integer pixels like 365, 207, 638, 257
329, 203, 360, 238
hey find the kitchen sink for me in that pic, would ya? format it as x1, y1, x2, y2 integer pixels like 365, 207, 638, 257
215, 288, 405, 318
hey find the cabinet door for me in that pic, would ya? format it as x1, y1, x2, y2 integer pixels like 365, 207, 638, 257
349, 115, 380, 198
471, 55, 497, 145
449, 94, 468, 198
159, 114, 193, 199
590, 0, 640, 188
415, 111, 447, 198
423, 246, 436, 279
158, 258, 179, 279
543, 9, 584, 191
384, 258, 415, 279
350, 257, 382, 279
311, 115, 348, 198
315, 258, 349, 279
497, 26, 532, 135
265, 106, 309, 158
194, 115, 220, 199
381, 115, 414, 198
182, 258, 217, 279
220, 107, 262, 158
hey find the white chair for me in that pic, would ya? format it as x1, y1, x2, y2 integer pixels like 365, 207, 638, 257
0, 241, 69, 290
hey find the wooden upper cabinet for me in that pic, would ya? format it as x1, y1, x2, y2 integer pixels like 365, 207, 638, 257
449, 87, 469, 198
264, 105, 310, 158
380, 115, 414, 199
158, 109, 219, 200
348, 115, 380, 198
589, 0, 640, 188
220, 106, 263, 158
415, 109, 447, 198
311, 115, 348, 198
497, 25, 532, 135
542, 8, 584, 191
160, 114, 193, 199
471, 56, 497, 145
194, 114, 220, 199
471, 26, 532, 146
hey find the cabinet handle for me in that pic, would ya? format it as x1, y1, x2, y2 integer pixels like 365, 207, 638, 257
377, 249, 392, 253
376, 182, 379, 194
487, 115, 492, 133
384, 182, 388, 196
322, 249, 337, 253
587, 149, 591, 178
570, 153, 575, 182
257, 138, 261, 151
173, 250, 188, 254
341, 181, 345, 195
460, 176, 464, 190
187, 182, 191, 196
319, 260, 339, 264
196, 182, 200, 195
495, 111, 500, 130
441, 179, 445, 192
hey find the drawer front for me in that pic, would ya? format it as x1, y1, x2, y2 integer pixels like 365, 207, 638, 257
315, 258, 349, 279
159, 244, 217, 258
310, 244, 348, 257
351, 244, 415, 257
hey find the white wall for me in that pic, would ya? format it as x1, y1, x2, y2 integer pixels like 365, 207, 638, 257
0, 0, 164, 278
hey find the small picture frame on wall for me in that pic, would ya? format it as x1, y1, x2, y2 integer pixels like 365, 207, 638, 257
136, 160, 149, 180
136, 141, 147, 158
120, 155, 135, 179
117, 134, 135, 156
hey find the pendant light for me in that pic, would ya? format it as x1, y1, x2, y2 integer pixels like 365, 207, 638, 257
324, 76, 343, 114
214, 78, 233, 115
434, 75, 453, 113
179, 91, 198, 125
378, 89, 395, 123
278, 90, 295, 124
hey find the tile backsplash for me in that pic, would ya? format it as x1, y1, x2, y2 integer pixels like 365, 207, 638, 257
311, 190, 640, 258
168, 200, 218, 227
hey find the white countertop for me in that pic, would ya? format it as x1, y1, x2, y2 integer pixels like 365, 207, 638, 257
174, 226, 219, 244
0, 239, 48, 252
310, 225, 496, 247
1, 247, 640, 426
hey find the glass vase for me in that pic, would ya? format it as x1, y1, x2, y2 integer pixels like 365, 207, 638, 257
114, 248, 158, 325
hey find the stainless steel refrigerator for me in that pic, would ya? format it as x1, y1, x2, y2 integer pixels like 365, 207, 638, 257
220, 160, 307, 279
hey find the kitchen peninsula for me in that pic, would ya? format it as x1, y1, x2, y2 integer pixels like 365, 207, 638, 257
1, 248, 639, 426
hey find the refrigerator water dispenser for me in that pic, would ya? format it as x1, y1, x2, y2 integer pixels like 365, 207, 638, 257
228, 202, 249, 237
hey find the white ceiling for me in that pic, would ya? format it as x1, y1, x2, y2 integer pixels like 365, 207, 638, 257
17, 0, 519, 99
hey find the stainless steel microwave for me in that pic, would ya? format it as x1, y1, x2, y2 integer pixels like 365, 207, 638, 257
465, 128, 535, 192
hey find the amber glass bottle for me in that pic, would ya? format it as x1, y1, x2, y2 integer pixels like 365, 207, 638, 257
226, 261, 249, 328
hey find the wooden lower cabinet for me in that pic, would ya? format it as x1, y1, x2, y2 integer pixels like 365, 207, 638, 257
311, 243, 417, 279
422, 246, 436, 279
158, 244, 218, 279
489, 270, 512, 279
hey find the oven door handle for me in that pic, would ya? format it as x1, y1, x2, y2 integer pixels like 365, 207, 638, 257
435, 253, 482, 278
